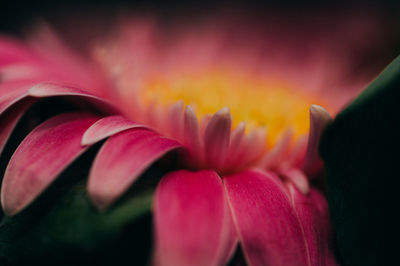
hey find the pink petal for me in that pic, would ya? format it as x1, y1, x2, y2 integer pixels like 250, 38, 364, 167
0, 99, 33, 155
0, 82, 119, 118
302, 105, 332, 177
288, 184, 338, 266
183, 105, 203, 166
0, 83, 31, 115
236, 128, 267, 168
204, 107, 232, 170
224, 122, 246, 169
88, 128, 181, 210
154, 170, 234, 266
28, 82, 119, 114
1, 112, 99, 216
81, 115, 145, 145
279, 167, 310, 194
167, 100, 184, 141
260, 128, 293, 169
223, 170, 308, 266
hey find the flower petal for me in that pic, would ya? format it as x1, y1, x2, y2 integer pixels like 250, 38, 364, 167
302, 105, 332, 177
167, 100, 184, 141
223, 170, 308, 266
81, 115, 145, 145
88, 128, 181, 210
204, 107, 231, 170
1, 112, 99, 216
0, 82, 119, 118
28, 82, 119, 114
0, 82, 31, 115
288, 184, 338, 266
0, 99, 33, 155
183, 105, 203, 166
153, 170, 233, 266
279, 167, 310, 195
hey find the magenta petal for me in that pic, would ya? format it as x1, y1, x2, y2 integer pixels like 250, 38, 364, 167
223, 170, 308, 266
0, 99, 33, 155
28, 83, 119, 114
302, 105, 332, 177
204, 107, 231, 170
81, 115, 145, 145
183, 105, 203, 166
154, 170, 233, 266
288, 184, 338, 266
0, 85, 31, 115
1, 112, 99, 216
88, 129, 181, 210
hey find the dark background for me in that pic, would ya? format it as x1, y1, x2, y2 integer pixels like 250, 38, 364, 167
1, 0, 400, 33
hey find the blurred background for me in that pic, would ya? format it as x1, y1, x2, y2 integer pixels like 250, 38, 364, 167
1, 0, 400, 34
1, 0, 399, 71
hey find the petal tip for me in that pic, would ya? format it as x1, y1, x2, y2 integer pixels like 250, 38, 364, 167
310, 104, 332, 121
217, 107, 230, 117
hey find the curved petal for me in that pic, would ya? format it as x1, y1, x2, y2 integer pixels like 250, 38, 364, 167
0, 85, 31, 115
183, 105, 203, 167
0, 99, 33, 155
302, 105, 332, 177
1, 112, 99, 216
88, 128, 181, 210
204, 107, 231, 170
223, 170, 308, 266
81, 115, 145, 145
153, 170, 234, 266
29, 83, 119, 114
288, 184, 338, 266
0, 82, 119, 118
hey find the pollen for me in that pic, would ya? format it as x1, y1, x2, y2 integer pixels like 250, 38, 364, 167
139, 68, 330, 145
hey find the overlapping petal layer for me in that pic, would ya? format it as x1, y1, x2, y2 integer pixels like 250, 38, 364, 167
88, 128, 181, 210
1, 112, 99, 216
224, 170, 309, 266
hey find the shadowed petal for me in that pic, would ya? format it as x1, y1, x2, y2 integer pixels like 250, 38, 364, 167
81, 115, 145, 145
0, 99, 33, 155
29, 82, 119, 114
302, 105, 332, 177
204, 107, 231, 170
88, 128, 181, 210
1, 112, 99, 216
288, 184, 338, 266
0, 82, 119, 118
223, 170, 308, 266
0, 85, 30, 115
154, 170, 234, 266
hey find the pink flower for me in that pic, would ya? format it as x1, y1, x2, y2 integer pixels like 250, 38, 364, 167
0, 10, 391, 265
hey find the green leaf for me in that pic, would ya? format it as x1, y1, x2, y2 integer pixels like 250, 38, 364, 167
0, 151, 161, 266
320, 55, 400, 265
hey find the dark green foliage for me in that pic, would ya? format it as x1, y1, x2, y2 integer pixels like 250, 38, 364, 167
320, 55, 400, 265
0, 143, 165, 266
0, 182, 153, 266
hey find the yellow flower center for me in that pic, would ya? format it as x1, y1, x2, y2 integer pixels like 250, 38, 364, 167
139, 68, 329, 145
